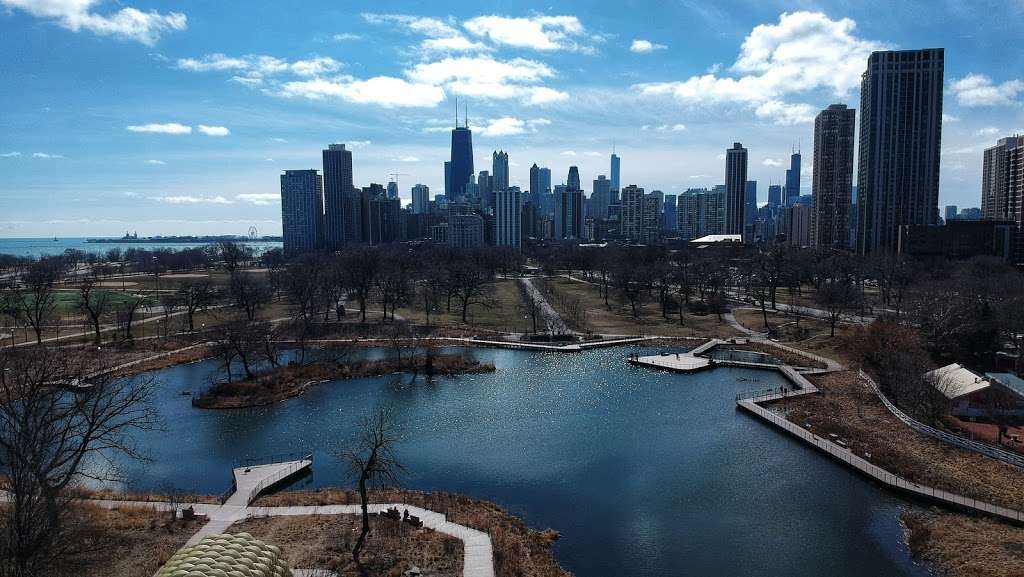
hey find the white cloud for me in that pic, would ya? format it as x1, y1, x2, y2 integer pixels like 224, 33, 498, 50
583, 151, 602, 157
630, 39, 666, 53
126, 122, 192, 134
122, 191, 138, 197
145, 159, 166, 165
951, 73, 1024, 107
636, 11, 888, 124
464, 15, 588, 51
560, 150, 577, 156
272, 137, 288, 143
332, 33, 362, 41
197, 124, 230, 136
754, 100, 817, 125
422, 36, 490, 52
525, 86, 569, 105
942, 113, 961, 123
349, 140, 372, 148
176, 54, 342, 78
391, 156, 421, 162
362, 13, 460, 38
31, 152, 64, 159
975, 126, 1002, 138
236, 193, 279, 205
763, 158, 782, 167
230, 76, 263, 86
0, 0, 186, 45
472, 117, 550, 137
152, 195, 233, 204
280, 76, 445, 108
653, 123, 687, 132
0, 151, 21, 158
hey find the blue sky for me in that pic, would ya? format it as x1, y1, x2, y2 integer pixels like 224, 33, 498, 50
1, 0, 1023, 236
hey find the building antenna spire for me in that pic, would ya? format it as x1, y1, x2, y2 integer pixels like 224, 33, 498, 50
454, 96, 458, 128
464, 101, 469, 128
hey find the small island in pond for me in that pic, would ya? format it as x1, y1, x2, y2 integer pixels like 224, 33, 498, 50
192, 354, 496, 409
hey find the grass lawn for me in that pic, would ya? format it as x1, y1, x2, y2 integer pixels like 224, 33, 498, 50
536, 276, 739, 338
395, 279, 528, 333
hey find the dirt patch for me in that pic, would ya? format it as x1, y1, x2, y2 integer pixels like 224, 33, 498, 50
254, 488, 570, 577
230, 513, 463, 576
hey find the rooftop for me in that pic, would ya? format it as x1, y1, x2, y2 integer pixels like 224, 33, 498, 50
925, 363, 990, 399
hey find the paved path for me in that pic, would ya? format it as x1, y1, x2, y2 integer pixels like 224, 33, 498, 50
518, 278, 572, 335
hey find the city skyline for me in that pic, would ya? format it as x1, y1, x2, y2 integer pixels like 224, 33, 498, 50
2, 2, 1024, 236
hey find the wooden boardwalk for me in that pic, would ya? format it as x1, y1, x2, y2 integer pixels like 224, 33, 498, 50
226, 458, 312, 507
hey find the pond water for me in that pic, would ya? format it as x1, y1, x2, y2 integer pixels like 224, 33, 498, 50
120, 345, 928, 577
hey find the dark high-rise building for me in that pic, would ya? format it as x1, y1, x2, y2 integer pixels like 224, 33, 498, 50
411, 184, 430, 215
567, 166, 581, 191
768, 184, 783, 209
529, 163, 541, 204
280, 169, 323, 257
663, 194, 678, 232
443, 161, 452, 196
857, 48, 944, 254
785, 151, 801, 206
744, 181, 757, 227
591, 175, 611, 220
982, 136, 1023, 224
811, 104, 856, 249
322, 144, 353, 249
725, 142, 748, 236
477, 170, 492, 208
492, 150, 509, 191
610, 153, 620, 192
450, 117, 474, 198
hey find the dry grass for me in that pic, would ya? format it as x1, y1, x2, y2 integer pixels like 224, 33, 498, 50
536, 276, 738, 338
67, 503, 205, 577
230, 514, 463, 576
903, 510, 1024, 577
254, 488, 569, 577
773, 370, 1024, 511
395, 279, 528, 333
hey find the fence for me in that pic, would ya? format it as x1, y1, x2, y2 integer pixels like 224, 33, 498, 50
233, 450, 314, 469
240, 459, 313, 506
737, 398, 1024, 524
858, 370, 1024, 470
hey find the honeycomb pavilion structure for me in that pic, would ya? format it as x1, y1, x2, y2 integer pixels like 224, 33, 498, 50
155, 532, 292, 577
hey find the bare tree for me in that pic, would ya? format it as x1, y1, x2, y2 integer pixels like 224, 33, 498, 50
118, 295, 146, 340
6, 260, 61, 344
230, 273, 271, 321
450, 262, 493, 323
77, 273, 113, 345
343, 248, 380, 324
176, 280, 216, 333
0, 347, 159, 577
342, 407, 405, 567
816, 278, 860, 337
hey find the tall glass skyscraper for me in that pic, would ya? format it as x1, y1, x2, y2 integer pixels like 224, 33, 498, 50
450, 119, 474, 198
610, 153, 620, 192
322, 144, 352, 250
725, 142, 748, 236
280, 169, 323, 257
857, 48, 944, 254
567, 166, 581, 191
811, 104, 856, 249
784, 151, 801, 206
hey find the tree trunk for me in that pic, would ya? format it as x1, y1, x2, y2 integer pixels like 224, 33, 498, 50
353, 474, 370, 566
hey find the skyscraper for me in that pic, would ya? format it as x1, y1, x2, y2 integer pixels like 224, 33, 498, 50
538, 167, 551, 197
280, 169, 323, 257
450, 113, 474, 198
477, 170, 492, 207
322, 144, 352, 250
725, 143, 748, 236
492, 150, 509, 191
386, 181, 399, 200
443, 161, 452, 197
663, 194, 678, 232
857, 48, 944, 254
529, 163, 541, 204
610, 153, 620, 192
982, 136, 1022, 223
785, 150, 801, 206
768, 184, 782, 209
567, 166, 581, 191
495, 186, 522, 249
744, 181, 757, 227
620, 184, 645, 241
591, 175, 611, 220
411, 184, 430, 215
811, 104, 856, 249
556, 185, 584, 240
